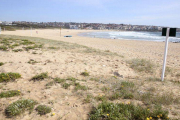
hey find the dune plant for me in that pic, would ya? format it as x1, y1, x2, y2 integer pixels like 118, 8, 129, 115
31, 72, 48, 81
36, 105, 51, 115
5, 99, 38, 117
0, 72, 21, 83
89, 102, 169, 120
128, 58, 155, 73
0, 90, 21, 98
80, 71, 90, 76
0, 62, 4, 66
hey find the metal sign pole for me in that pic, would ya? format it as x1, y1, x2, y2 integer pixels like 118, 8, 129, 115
161, 28, 170, 81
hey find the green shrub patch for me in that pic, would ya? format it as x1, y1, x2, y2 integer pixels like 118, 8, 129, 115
31, 72, 48, 81
5, 99, 38, 117
0, 73, 21, 83
0, 90, 21, 98
35, 105, 51, 115
89, 102, 169, 120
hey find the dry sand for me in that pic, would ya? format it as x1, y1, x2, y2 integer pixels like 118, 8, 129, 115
0, 29, 180, 119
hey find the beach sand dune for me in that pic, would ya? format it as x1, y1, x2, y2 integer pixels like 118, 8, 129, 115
0, 29, 180, 119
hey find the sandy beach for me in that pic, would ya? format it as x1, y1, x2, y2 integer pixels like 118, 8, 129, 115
2, 29, 180, 69
0, 29, 180, 119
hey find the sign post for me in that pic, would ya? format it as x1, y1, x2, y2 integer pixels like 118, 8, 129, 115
161, 28, 170, 81
161, 28, 176, 81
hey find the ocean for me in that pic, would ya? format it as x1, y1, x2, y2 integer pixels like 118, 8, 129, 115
79, 31, 180, 42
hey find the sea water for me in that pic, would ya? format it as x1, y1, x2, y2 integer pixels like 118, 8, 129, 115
79, 31, 180, 42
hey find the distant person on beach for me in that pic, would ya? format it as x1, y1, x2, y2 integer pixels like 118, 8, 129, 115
36, 31, 38, 34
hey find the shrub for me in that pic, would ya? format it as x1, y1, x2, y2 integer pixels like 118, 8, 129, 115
74, 82, 87, 91
0, 73, 21, 83
84, 95, 93, 103
45, 81, 55, 89
147, 77, 161, 81
24, 44, 43, 51
62, 83, 71, 89
0, 90, 21, 98
123, 93, 134, 99
89, 102, 169, 120
176, 73, 180, 78
80, 71, 89, 76
5, 99, 38, 117
54, 78, 66, 83
0, 45, 8, 51
31, 72, 48, 81
66, 77, 77, 82
109, 81, 135, 100
21, 40, 35, 45
13, 49, 23, 52
28, 59, 38, 64
128, 59, 155, 73
95, 95, 107, 102
48, 47, 57, 49
139, 92, 180, 106
121, 81, 134, 88
0, 62, 4, 66
35, 105, 51, 115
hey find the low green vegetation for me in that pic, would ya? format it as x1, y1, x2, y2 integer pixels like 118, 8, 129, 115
0, 45, 8, 51
128, 58, 155, 73
45, 81, 55, 88
176, 73, 180, 78
84, 94, 93, 103
12, 49, 23, 52
66, 77, 77, 82
0, 73, 21, 83
80, 71, 90, 76
62, 83, 71, 89
5, 99, 38, 117
0, 62, 4, 66
48, 46, 58, 49
109, 81, 135, 100
147, 77, 161, 81
28, 59, 38, 64
74, 82, 87, 91
24, 44, 43, 51
89, 102, 169, 120
35, 105, 51, 115
0, 37, 43, 52
95, 95, 107, 102
139, 92, 180, 106
0, 35, 123, 57
0, 90, 21, 98
54, 78, 66, 83
31, 72, 48, 81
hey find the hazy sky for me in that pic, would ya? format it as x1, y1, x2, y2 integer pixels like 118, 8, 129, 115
0, 0, 180, 27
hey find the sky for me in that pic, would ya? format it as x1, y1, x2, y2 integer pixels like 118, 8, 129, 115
0, 0, 180, 27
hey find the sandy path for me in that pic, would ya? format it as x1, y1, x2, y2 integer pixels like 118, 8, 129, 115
2, 29, 180, 69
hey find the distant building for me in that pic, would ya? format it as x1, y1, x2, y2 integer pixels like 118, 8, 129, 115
2, 21, 12, 25
70, 25, 78, 29
0, 21, 2, 24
